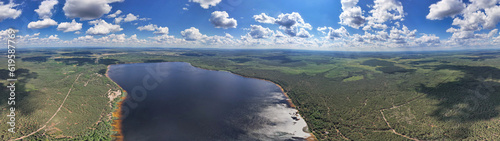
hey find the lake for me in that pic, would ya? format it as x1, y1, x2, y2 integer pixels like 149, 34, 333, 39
107, 62, 313, 141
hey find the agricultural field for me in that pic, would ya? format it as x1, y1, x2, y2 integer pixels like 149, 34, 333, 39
1, 47, 500, 140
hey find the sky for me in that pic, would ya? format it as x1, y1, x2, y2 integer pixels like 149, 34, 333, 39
0, 0, 499, 51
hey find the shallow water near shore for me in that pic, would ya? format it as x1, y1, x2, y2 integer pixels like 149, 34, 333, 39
107, 62, 312, 141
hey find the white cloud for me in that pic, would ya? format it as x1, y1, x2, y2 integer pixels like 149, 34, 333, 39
246, 25, 273, 39
209, 11, 237, 29
368, 0, 404, 23
452, 11, 486, 31
339, 0, 366, 29
183, 7, 189, 11
275, 12, 312, 29
252, 12, 313, 37
154, 27, 169, 35
426, 0, 466, 20
274, 12, 312, 37
253, 13, 276, 24
203, 34, 238, 45
57, 19, 83, 32
137, 24, 169, 35
0, 1, 22, 22
415, 34, 440, 45
88, 19, 100, 25
429, 0, 500, 42
275, 31, 285, 38
106, 10, 122, 18
362, 0, 404, 30
318, 26, 349, 40
63, 0, 124, 20
484, 6, 500, 29
149, 34, 180, 43
86, 19, 123, 35
114, 16, 123, 24
61, 33, 148, 47
35, 0, 58, 19
388, 25, 417, 44
137, 24, 157, 31
488, 29, 498, 37
124, 13, 138, 22
225, 33, 233, 38
296, 28, 312, 38
28, 19, 58, 29
189, 0, 221, 9
48, 34, 59, 40
181, 27, 206, 41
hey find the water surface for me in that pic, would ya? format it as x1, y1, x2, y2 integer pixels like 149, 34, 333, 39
107, 62, 311, 141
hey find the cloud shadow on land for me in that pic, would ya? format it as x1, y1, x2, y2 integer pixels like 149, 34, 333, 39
416, 65, 500, 139
0, 69, 40, 116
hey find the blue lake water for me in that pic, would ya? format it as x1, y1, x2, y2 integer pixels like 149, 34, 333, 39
107, 62, 312, 141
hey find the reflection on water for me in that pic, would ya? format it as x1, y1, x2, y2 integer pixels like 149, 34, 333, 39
107, 62, 312, 141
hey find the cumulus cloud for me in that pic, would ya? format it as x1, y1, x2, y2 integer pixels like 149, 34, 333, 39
428, 0, 500, 41
0, 1, 22, 22
189, 0, 221, 9
86, 19, 123, 35
274, 31, 285, 38
275, 12, 312, 29
57, 19, 83, 32
488, 29, 498, 38
274, 12, 312, 37
415, 34, 440, 45
59, 33, 148, 47
137, 24, 169, 35
250, 12, 312, 37
88, 19, 100, 25
389, 25, 417, 44
48, 34, 59, 40
318, 26, 349, 40
181, 27, 206, 41
253, 13, 276, 24
154, 27, 169, 35
28, 18, 58, 29
124, 13, 138, 22
483, 6, 500, 29
225, 33, 233, 38
35, 0, 58, 19
209, 11, 237, 29
426, 0, 466, 20
296, 28, 312, 38
137, 24, 157, 31
247, 25, 273, 39
114, 17, 123, 24
63, 0, 123, 20
362, 0, 404, 30
339, 0, 366, 29
106, 10, 122, 18
368, 0, 404, 23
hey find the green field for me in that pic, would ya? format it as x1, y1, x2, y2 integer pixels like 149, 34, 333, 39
1, 48, 500, 140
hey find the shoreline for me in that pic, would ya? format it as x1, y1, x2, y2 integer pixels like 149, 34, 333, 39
106, 62, 317, 141
214, 70, 317, 141
105, 65, 125, 141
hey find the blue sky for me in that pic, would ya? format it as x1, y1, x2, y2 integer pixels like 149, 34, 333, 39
0, 0, 499, 51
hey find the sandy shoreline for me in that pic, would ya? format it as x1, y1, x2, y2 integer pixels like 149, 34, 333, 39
106, 62, 317, 141
106, 65, 125, 141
